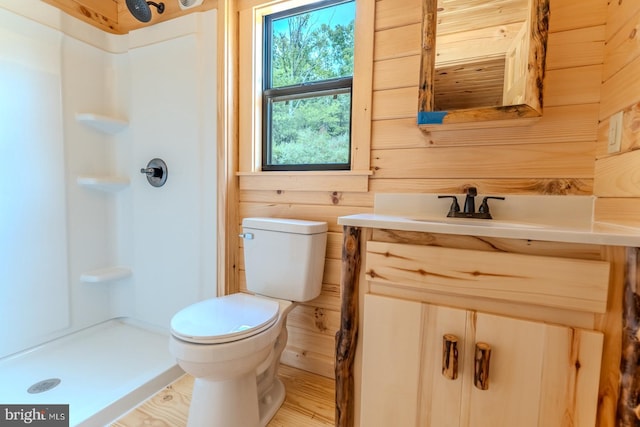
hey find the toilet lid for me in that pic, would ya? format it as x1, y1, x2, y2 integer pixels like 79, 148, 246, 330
171, 293, 280, 344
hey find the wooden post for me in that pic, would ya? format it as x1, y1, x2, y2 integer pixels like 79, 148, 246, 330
335, 226, 362, 427
618, 247, 640, 425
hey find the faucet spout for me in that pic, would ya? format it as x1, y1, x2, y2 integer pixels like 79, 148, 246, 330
463, 187, 477, 214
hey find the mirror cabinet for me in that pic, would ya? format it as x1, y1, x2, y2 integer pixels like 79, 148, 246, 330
418, 0, 550, 130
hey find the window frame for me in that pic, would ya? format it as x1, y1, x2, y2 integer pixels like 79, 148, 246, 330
236, 0, 373, 182
261, 0, 355, 171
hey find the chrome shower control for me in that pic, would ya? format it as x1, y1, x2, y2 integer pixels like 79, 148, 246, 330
140, 158, 168, 187
238, 233, 254, 240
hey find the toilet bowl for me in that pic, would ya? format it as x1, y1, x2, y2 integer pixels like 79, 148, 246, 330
170, 293, 294, 426
169, 218, 327, 427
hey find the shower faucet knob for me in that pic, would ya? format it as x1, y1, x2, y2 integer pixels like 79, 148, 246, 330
140, 158, 168, 187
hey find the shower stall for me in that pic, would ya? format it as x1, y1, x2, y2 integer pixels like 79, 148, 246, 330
0, 1, 217, 425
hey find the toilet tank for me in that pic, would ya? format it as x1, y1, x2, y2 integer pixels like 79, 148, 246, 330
241, 218, 327, 302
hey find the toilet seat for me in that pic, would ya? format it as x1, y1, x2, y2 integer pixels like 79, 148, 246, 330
171, 293, 280, 344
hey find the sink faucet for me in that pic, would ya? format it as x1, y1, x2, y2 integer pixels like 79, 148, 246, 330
438, 187, 505, 219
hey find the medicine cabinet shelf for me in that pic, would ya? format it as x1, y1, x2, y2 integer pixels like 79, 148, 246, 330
77, 176, 130, 192
80, 266, 132, 283
76, 113, 128, 134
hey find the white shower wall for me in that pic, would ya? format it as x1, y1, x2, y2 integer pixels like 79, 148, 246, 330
0, 0, 217, 358
0, 8, 70, 356
113, 14, 219, 326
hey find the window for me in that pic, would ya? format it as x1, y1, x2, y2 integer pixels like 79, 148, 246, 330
262, 0, 355, 171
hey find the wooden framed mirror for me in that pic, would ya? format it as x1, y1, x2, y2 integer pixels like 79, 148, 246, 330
417, 0, 550, 130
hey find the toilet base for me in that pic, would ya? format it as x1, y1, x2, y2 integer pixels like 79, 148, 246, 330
185, 371, 287, 427
187, 371, 260, 427
259, 378, 285, 427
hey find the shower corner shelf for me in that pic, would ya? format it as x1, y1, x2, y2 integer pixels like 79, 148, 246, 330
76, 113, 128, 134
77, 176, 130, 192
80, 266, 132, 283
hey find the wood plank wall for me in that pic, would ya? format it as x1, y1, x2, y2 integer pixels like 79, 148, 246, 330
237, 0, 610, 379
594, 1, 640, 226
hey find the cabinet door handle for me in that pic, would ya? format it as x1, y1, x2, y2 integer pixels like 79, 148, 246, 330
442, 334, 459, 380
474, 342, 491, 390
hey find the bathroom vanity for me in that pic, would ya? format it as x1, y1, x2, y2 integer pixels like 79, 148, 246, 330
335, 194, 640, 427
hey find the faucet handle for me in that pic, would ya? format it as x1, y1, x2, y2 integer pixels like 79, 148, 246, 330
478, 196, 505, 217
438, 195, 461, 217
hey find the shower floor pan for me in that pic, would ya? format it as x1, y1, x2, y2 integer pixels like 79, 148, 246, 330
0, 319, 183, 426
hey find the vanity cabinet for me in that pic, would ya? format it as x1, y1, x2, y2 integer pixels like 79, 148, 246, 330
361, 294, 603, 427
357, 236, 611, 427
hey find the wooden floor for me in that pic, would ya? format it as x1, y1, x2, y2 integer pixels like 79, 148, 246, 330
111, 365, 335, 426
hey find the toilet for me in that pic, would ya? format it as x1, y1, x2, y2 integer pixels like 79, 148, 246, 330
169, 217, 328, 427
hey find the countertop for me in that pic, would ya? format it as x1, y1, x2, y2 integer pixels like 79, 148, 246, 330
337, 194, 640, 247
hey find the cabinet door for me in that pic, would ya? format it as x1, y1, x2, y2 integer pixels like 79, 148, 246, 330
360, 294, 423, 427
419, 304, 468, 427
464, 313, 603, 427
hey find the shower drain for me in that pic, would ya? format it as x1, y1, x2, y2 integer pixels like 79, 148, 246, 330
27, 378, 61, 394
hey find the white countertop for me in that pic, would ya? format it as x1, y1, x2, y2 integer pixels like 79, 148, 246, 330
338, 213, 640, 246
337, 194, 640, 247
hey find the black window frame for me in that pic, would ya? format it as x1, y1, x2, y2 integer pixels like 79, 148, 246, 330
262, 0, 354, 172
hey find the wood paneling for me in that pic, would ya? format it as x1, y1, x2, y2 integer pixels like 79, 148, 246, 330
602, 10, 640, 81
373, 55, 420, 90
600, 54, 640, 120
595, 198, 640, 228
369, 178, 593, 195
373, 23, 421, 61
436, 0, 529, 36
543, 65, 604, 107
371, 86, 417, 120
605, 0, 640, 40
546, 26, 606, 70
239, 173, 370, 193
372, 104, 600, 148
374, 0, 421, 31
548, 0, 607, 33
594, 0, 640, 224
239, 190, 374, 208
371, 142, 595, 179
594, 150, 640, 197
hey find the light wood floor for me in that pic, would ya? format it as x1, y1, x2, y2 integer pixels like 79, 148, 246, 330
111, 365, 335, 426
